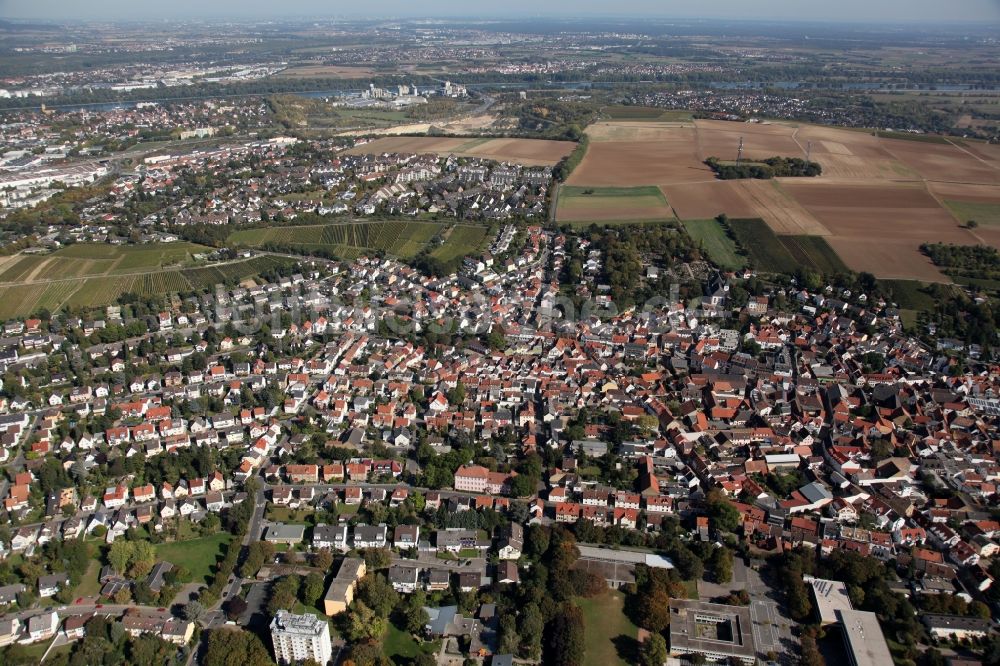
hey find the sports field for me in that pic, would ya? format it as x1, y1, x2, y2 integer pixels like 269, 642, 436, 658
556, 186, 675, 223
576, 592, 640, 666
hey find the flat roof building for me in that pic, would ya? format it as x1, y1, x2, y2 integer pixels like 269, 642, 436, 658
270, 610, 332, 666
264, 523, 306, 545
921, 614, 993, 640
804, 576, 853, 625
668, 599, 756, 664
837, 609, 894, 666
572, 544, 673, 588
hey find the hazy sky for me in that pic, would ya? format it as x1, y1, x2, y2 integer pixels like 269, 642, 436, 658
3, 0, 1000, 23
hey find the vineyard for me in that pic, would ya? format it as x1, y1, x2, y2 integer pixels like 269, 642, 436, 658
432, 226, 490, 264
228, 221, 443, 259
0, 255, 296, 318
0, 242, 209, 284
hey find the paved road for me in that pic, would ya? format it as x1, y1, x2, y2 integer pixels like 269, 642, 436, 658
738, 559, 797, 664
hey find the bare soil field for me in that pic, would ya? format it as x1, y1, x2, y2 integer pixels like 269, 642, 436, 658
825, 237, 950, 282
586, 121, 695, 142
279, 65, 377, 78
879, 138, 1000, 185
783, 180, 979, 278
346, 136, 574, 166
731, 180, 829, 235
662, 181, 758, 220
928, 182, 1000, 203
958, 141, 1000, 170
568, 118, 1000, 280
567, 140, 712, 186
693, 119, 805, 162
785, 181, 942, 210
793, 126, 918, 179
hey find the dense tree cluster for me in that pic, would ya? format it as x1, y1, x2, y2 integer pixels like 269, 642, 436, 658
705, 156, 822, 179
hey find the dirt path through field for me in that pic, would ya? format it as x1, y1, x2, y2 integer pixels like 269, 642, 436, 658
23, 257, 55, 282
945, 138, 1000, 175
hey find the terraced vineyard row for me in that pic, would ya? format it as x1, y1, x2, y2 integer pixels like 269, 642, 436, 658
0, 256, 295, 317
228, 221, 443, 259
182, 256, 296, 290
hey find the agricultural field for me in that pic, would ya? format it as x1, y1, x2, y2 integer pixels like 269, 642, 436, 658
784, 180, 972, 281
603, 105, 693, 122
681, 219, 745, 271
0, 242, 220, 317
0, 253, 294, 318
663, 181, 758, 220
228, 220, 443, 259
556, 185, 675, 223
726, 218, 844, 276
566, 116, 1000, 280
346, 135, 575, 167
277, 64, 378, 78
0, 242, 206, 285
943, 200, 1000, 227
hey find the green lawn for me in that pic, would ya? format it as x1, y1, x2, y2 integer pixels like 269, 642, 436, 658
266, 506, 315, 524
944, 199, 1000, 227
383, 621, 438, 662
154, 533, 233, 585
74, 558, 103, 598
557, 186, 675, 224
576, 591, 641, 666
682, 218, 746, 270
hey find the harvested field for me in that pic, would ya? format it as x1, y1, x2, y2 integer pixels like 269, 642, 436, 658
567, 140, 712, 187
782, 180, 975, 279
663, 181, 758, 220
693, 119, 805, 162
569, 118, 1000, 280
827, 237, 948, 282
731, 180, 829, 235
879, 137, 1000, 185
556, 186, 674, 223
586, 122, 697, 143
346, 136, 574, 166
278, 65, 377, 78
